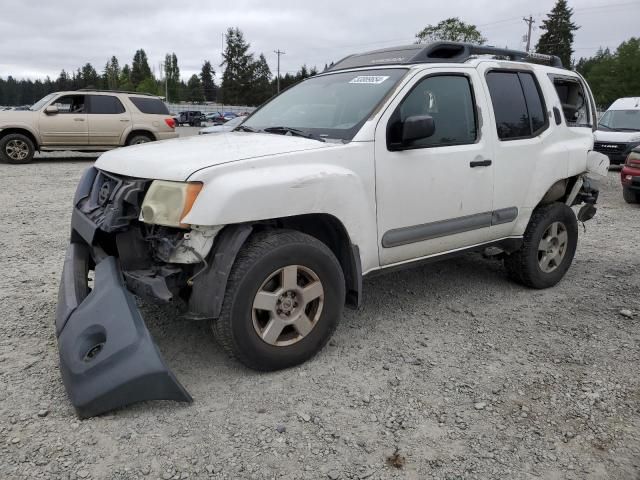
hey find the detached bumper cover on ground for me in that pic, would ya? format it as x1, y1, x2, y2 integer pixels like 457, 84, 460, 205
55, 189, 192, 418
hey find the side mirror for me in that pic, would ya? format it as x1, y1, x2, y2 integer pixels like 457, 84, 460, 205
402, 115, 435, 144
45, 105, 58, 115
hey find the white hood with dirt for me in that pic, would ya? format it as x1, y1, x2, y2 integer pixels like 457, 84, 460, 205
95, 132, 336, 181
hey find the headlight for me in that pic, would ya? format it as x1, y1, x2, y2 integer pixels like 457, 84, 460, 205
140, 181, 202, 228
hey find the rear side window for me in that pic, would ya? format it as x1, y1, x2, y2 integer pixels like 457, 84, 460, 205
486, 71, 548, 140
128, 97, 170, 115
549, 77, 591, 127
88, 95, 125, 114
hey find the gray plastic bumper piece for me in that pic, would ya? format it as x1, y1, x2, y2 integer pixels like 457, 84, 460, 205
56, 245, 192, 418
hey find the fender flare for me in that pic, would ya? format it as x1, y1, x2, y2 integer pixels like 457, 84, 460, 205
186, 223, 253, 319
186, 221, 363, 319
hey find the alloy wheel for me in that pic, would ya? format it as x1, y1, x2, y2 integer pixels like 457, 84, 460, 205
252, 265, 324, 346
537, 221, 568, 273
5, 139, 29, 161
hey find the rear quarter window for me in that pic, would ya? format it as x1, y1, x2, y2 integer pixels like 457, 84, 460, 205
128, 97, 170, 115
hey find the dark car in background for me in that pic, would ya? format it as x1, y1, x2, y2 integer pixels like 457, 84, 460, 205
175, 110, 205, 126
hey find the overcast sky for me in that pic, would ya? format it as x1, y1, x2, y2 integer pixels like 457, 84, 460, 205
1, 0, 638, 82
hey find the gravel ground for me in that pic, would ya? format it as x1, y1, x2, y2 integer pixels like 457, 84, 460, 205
0, 145, 639, 479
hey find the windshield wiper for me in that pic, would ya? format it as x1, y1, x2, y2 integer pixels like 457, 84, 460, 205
613, 127, 640, 132
261, 126, 325, 142
235, 125, 258, 132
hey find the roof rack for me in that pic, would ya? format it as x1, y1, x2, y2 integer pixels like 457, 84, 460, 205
75, 89, 157, 97
328, 42, 563, 71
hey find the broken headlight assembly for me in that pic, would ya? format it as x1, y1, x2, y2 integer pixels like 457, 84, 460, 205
140, 180, 202, 228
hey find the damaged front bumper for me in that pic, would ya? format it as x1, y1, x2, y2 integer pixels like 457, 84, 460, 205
55, 168, 192, 418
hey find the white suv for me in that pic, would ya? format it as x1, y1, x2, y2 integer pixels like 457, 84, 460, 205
55, 43, 608, 417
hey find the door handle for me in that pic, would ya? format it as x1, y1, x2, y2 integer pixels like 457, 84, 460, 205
120, 119, 130, 122
470, 159, 492, 167
73, 118, 85, 122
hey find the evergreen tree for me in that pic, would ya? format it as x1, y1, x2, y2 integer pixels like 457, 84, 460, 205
535, 0, 579, 68
104, 56, 120, 90
249, 53, 272, 105
119, 64, 134, 91
220, 27, 254, 105
186, 74, 204, 102
130, 49, 152, 87
200, 60, 217, 101
164, 53, 180, 102
55, 70, 71, 91
81, 63, 100, 89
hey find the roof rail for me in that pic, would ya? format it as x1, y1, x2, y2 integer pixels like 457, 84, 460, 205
75, 89, 158, 97
328, 42, 564, 71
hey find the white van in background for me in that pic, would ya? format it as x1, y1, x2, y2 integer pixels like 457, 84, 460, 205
594, 97, 640, 164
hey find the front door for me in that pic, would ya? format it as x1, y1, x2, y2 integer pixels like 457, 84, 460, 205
86, 95, 131, 146
375, 69, 496, 266
39, 94, 88, 145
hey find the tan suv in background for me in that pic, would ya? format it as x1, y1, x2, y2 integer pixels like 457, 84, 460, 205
0, 90, 178, 164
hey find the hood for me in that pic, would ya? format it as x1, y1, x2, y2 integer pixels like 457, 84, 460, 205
95, 132, 335, 181
594, 129, 640, 143
0, 110, 36, 125
198, 125, 232, 134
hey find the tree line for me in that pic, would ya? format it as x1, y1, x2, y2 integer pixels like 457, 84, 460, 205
2, 2, 638, 110
0, 27, 318, 107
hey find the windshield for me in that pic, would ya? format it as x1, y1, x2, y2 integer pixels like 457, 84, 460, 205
30, 93, 56, 111
243, 68, 407, 141
599, 109, 640, 131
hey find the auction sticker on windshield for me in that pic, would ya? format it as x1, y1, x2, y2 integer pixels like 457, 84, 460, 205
349, 75, 390, 85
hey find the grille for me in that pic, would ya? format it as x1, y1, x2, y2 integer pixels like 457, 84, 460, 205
78, 170, 149, 233
593, 142, 626, 153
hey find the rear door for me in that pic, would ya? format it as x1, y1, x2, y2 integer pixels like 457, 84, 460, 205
477, 66, 569, 238
87, 95, 130, 146
39, 94, 88, 145
375, 68, 496, 266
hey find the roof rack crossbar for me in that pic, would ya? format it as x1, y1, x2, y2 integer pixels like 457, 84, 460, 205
328, 42, 563, 71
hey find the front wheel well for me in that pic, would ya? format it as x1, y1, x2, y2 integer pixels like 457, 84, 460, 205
0, 128, 39, 150
261, 214, 362, 309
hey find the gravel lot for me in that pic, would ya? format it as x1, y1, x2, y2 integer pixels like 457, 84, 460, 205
0, 140, 639, 479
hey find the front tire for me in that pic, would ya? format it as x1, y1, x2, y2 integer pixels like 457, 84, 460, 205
0, 133, 35, 164
504, 203, 578, 289
623, 187, 640, 204
213, 230, 345, 371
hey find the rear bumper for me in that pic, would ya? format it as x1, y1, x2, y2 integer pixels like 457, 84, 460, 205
55, 170, 192, 418
156, 131, 179, 141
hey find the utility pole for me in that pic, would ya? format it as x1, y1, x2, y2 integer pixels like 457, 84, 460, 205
274, 49, 286, 93
523, 15, 535, 52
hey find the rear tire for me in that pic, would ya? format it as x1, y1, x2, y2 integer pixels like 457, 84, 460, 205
212, 230, 345, 371
504, 202, 578, 289
623, 187, 640, 204
126, 134, 153, 146
0, 133, 35, 164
